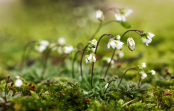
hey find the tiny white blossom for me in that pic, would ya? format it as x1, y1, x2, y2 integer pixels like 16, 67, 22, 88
91, 48, 96, 52
124, 9, 133, 17
91, 39, 97, 47
142, 63, 146, 68
45, 91, 49, 94
96, 10, 104, 21
107, 58, 114, 64
15, 79, 23, 87
85, 53, 96, 63
64, 46, 73, 54
141, 32, 155, 46
40, 40, 49, 46
35, 40, 49, 52
107, 38, 124, 50
116, 35, 121, 40
83, 91, 88, 94
151, 70, 156, 75
147, 32, 155, 39
35, 45, 47, 53
58, 37, 66, 45
127, 37, 135, 51
105, 83, 109, 89
141, 72, 147, 79
115, 13, 126, 22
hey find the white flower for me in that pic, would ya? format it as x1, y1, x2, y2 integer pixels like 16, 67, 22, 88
115, 13, 126, 22
107, 58, 114, 64
64, 46, 73, 54
118, 51, 124, 58
45, 91, 49, 94
142, 63, 146, 68
91, 39, 97, 47
35, 45, 47, 53
116, 35, 121, 40
141, 32, 155, 46
15, 79, 23, 87
96, 10, 104, 21
85, 53, 96, 63
83, 91, 88, 94
151, 70, 156, 75
147, 32, 155, 39
57, 47, 63, 53
40, 40, 49, 46
91, 48, 96, 52
105, 83, 109, 89
58, 37, 66, 45
127, 37, 135, 51
141, 72, 147, 79
124, 9, 133, 17
107, 38, 124, 50
35, 40, 49, 52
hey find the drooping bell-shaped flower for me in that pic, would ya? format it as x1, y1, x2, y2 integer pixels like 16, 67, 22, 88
127, 37, 135, 51
96, 10, 104, 21
107, 38, 124, 50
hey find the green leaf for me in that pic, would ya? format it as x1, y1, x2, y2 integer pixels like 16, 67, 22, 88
120, 22, 131, 29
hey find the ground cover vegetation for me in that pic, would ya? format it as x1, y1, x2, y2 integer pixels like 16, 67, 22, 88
0, 0, 174, 111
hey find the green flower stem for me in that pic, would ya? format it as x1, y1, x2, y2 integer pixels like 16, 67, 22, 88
91, 34, 115, 88
104, 48, 116, 78
118, 67, 138, 87
80, 45, 89, 78
41, 44, 60, 79
138, 77, 141, 88
4, 80, 8, 103
20, 41, 37, 74
72, 49, 83, 78
104, 79, 114, 94
120, 29, 142, 40
89, 21, 103, 40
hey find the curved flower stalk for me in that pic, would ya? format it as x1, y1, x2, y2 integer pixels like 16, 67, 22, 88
90, 8, 133, 40
41, 44, 61, 79
90, 34, 116, 88
20, 40, 38, 74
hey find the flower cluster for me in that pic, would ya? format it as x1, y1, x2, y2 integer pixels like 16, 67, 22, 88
141, 31, 155, 46
85, 39, 97, 63
35, 40, 49, 52
138, 63, 156, 79
115, 9, 133, 22
107, 36, 124, 50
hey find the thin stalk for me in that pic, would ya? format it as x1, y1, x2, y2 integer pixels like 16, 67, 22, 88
72, 49, 83, 78
118, 67, 138, 87
41, 44, 60, 79
120, 29, 142, 40
138, 77, 141, 88
89, 22, 103, 40
4, 80, 7, 103
20, 41, 37, 74
80, 45, 88, 78
104, 80, 114, 94
121, 99, 135, 107
104, 48, 116, 78
91, 34, 115, 88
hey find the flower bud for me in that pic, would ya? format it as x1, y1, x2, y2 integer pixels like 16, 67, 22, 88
127, 37, 135, 51
96, 10, 104, 21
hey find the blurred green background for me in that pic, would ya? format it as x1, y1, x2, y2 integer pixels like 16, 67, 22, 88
0, 0, 174, 73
